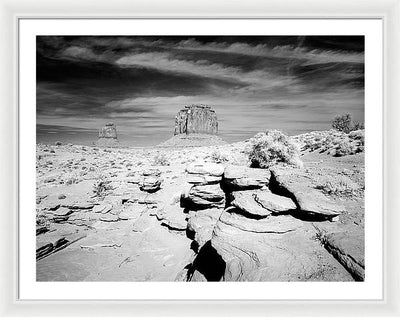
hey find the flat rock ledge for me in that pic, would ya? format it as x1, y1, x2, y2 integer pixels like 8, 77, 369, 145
270, 168, 345, 218
223, 165, 270, 190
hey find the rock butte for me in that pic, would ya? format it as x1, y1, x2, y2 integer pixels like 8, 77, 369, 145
160, 104, 226, 147
174, 104, 218, 135
95, 123, 119, 147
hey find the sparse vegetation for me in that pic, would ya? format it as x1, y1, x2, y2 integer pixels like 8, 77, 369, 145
349, 129, 365, 144
92, 175, 114, 198
248, 130, 303, 168
334, 139, 359, 157
332, 113, 364, 134
153, 153, 170, 166
293, 129, 364, 157
312, 226, 328, 246
65, 173, 80, 185
36, 213, 51, 229
209, 150, 228, 163
315, 175, 360, 197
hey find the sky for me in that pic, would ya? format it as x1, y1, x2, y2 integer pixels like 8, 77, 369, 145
36, 36, 364, 146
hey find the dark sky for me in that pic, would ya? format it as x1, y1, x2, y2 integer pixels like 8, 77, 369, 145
36, 36, 364, 146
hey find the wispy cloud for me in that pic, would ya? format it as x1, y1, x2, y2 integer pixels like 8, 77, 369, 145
115, 52, 296, 90
174, 38, 364, 65
36, 36, 365, 146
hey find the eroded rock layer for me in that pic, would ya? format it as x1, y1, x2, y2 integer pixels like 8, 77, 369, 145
96, 123, 119, 147
174, 105, 218, 135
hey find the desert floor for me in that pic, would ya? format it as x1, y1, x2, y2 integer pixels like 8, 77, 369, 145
35, 138, 364, 282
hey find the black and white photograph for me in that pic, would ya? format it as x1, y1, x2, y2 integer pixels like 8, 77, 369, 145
35, 35, 365, 282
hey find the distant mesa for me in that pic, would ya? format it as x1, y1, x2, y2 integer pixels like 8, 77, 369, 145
95, 122, 119, 147
174, 104, 218, 135
160, 104, 226, 147
99, 122, 118, 139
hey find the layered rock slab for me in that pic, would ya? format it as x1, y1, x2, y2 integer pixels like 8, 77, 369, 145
270, 168, 345, 218
230, 191, 272, 218
155, 204, 188, 231
223, 165, 270, 190
321, 230, 365, 281
253, 190, 297, 214
186, 162, 225, 177
139, 169, 162, 193
182, 184, 225, 209
230, 189, 296, 218
185, 162, 225, 185
187, 208, 224, 249
210, 211, 353, 281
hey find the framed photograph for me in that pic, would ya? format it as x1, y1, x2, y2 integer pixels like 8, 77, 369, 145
1, 0, 399, 316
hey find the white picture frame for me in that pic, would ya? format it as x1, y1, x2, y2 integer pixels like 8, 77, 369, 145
1, 0, 399, 316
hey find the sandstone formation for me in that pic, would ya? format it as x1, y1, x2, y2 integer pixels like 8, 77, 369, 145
230, 191, 273, 218
139, 169, 162, 193
36, 131, 364, 283
183, 184, 225, 209
270, 168, 345, 218
209, 214, 352, 281
223, 165, 271, 190
186, 162, 225, 177
186, 162, 224, 185
320, 230, 365, 281
187, 209, 223, 250
155, 204, 188, 231
174, 104, 218, 135
96, 123, 119, 147
99, 122, 118, 139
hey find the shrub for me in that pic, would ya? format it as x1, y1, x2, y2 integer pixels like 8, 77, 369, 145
65, 173, 80, 185
153, 153, 170, 166
349, 129, 365, 145
92, 175, 114, 198
248, 130, 302, 168
36, 213, 51, 229
334, 139, 358, 157
352, 121, 364, 130
312, 227, 328, 246
332, 113, 364, 134
209, 150, 228, 163
293, 129, 364, 157
332, 113, 353, 133
315, 176, 360, 197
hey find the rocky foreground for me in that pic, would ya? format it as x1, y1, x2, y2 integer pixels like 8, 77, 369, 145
36, 132, 364, 282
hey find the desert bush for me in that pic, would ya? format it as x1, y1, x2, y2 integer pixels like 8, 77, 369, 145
352, 121, 364, 130
248, 130, 302, 168
334, 139, 358, 157
312, 226, 328, 246
65, 173, 80, 185
36, 213, 51, 229
209, 150, 228, 163
315, 176, 360, 197
153, 153, 170, 166
92, 175, 114, 198
55, 141, 62, 146
349, 129, 365, 145
293, 129, 364, 157
332, 113, 364, 134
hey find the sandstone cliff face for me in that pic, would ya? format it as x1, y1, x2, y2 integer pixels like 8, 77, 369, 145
96, 123, 119, 147
174, 105, 218, 135
99, 123, 118, 139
